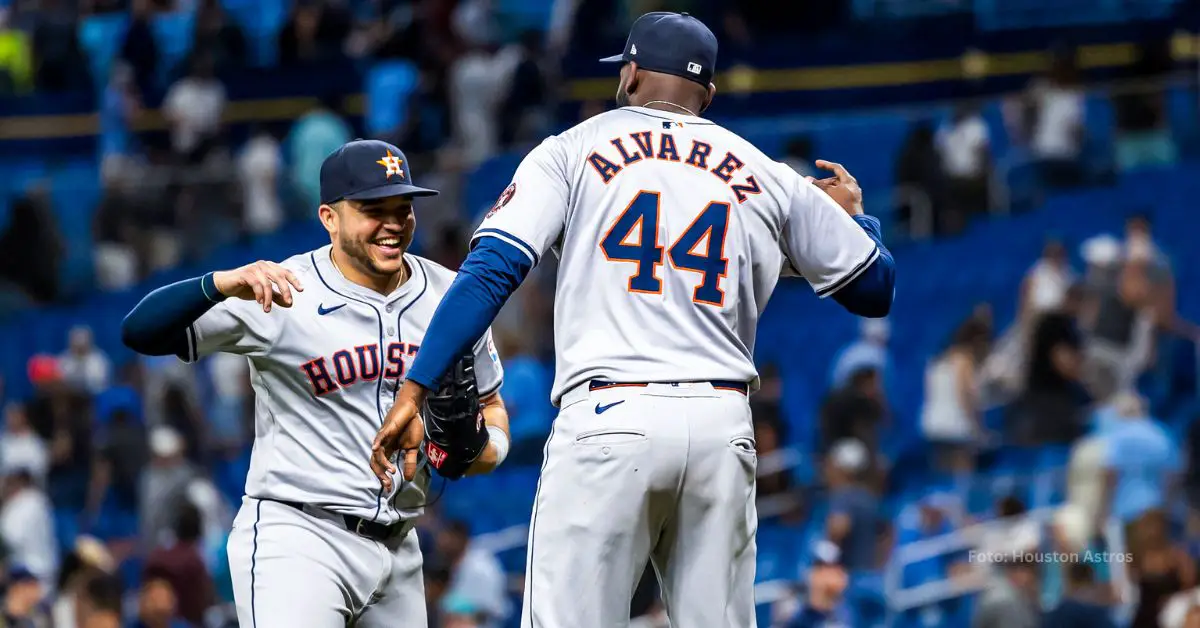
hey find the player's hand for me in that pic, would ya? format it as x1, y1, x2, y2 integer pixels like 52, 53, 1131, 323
212, 261, 304, 313
371, 394, 425, 491
809, 160, 864, 217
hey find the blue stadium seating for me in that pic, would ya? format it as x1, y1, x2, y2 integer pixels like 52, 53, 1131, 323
365, 60, 418, 138
78, 14, 130, 92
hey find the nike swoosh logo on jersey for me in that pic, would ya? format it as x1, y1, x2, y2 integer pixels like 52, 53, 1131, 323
594, 400, 625, 414
317, 303, 346, 316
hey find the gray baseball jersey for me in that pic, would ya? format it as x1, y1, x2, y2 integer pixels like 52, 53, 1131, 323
474, 105, 877, 404
183, 245, 504, 525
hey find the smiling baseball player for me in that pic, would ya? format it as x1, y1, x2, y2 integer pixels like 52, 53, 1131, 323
371, 11, 896, 627
121, 139, 511, 628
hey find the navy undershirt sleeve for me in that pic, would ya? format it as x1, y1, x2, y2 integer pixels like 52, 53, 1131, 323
831, 215, 895, 318
405, 237, 533, 390
121, 273, 226, 358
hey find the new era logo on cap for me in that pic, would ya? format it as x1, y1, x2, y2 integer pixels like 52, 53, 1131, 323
599, 12, 717, 87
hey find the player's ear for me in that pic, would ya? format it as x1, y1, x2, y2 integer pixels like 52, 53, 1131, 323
625, 62, 641, 94
318, 203, 338, 234
701, 82, 717, 114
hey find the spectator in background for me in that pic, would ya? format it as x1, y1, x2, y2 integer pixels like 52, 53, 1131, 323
1042, 563, 1116, 628
824, 439, 880, 571
139, 427, 198, 550
921, 318, 989, 473
0, 9, 34, 94
278, 1, 347, 67
144, 503, 214, 626
782, 541, 852, 628
1020, 240, 1075, 323
1081, 229, 1157, 396
120, 0, 159, 98
754, 415, 791, 500
498, 30, 549, 148
58, 326, 111, 395
1102, 393, 1179, 546
820, 367, 887, 462
93, 165, 146, 291
1023, 48, 1086, 188
237, 126, 284, 236
52, 537, 116, 628
782, 136, 816, 179
30, 0, 86, 92
205, 353, 249, 454
973, 557, 1039, 628
935, 101, 991, 233
288, 95, 353, 211
895, 120, 943, 237
1114, 84, 1177, 172
830, 318, 891, 391
76, 573, 124, 628
99, 61, 142, 177
1015, 283, 1087, 445
448, 34, 514, 166
189, 0, 245, 77
439, 520, 509, 628
424, 559, 452, 628
1, 402, 48, 485
0, 469, 57, 587
1130, 512, 1194, 628
2, 566, 49, 627
133, 569, 190, 628
0, 181, 63, 304
162, 54, 226, 165
86, 407, 146, 529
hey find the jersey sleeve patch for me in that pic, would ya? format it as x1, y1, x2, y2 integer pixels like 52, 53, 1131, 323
485, 182, 517, 219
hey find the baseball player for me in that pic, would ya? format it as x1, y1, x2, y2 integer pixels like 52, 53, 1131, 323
121, 139, 513, 628
371, 12, 896, 627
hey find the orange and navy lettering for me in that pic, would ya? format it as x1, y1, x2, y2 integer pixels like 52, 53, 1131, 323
585, 130, 756, 200
731, 176, 762, 203
302, 342, 422, 396
587, 152, 622, 184
657, 133, 680, 161
711, 152, 745, 183
684, 140, 712, 169
610, 137, 642, 165
630, 131, 655, 158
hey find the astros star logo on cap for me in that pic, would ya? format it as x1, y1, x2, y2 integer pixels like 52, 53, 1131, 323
376, 150, 405, 178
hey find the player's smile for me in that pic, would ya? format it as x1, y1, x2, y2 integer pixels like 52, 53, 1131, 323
372, 235, 405, 259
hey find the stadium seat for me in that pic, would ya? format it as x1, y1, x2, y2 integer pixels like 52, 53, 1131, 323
364, 61, 418, 139
78, 14, 130, 92
151, 11, 197, 86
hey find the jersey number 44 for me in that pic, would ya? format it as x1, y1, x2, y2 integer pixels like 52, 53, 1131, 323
600, 190, 730, 307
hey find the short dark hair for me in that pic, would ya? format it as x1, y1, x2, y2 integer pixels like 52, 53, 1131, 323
174, 502, 203, 543
84, 574, 125, 613
996, 496, 1026, 518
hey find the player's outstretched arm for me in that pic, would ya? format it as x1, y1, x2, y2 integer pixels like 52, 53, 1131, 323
372, 237, 533, 486
121, 261, 302, 357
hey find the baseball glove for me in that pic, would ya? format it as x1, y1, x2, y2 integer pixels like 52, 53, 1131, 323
421, 354, 489, 480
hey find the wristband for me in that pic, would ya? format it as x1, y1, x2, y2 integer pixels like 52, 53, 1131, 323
486, 426, 509, 466
200, 272, 228, 303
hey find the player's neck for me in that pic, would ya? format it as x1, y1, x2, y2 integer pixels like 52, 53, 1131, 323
636, 97, 701, 117
330, 247, 408, 295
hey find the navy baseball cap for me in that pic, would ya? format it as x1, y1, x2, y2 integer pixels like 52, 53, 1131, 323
600, 12, 717, 87
319, 139, 438, 205
811, 540, 843, 567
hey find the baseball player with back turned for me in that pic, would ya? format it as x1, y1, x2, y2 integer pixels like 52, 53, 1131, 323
120, 139, 514, 628
372, 12, 896, 627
